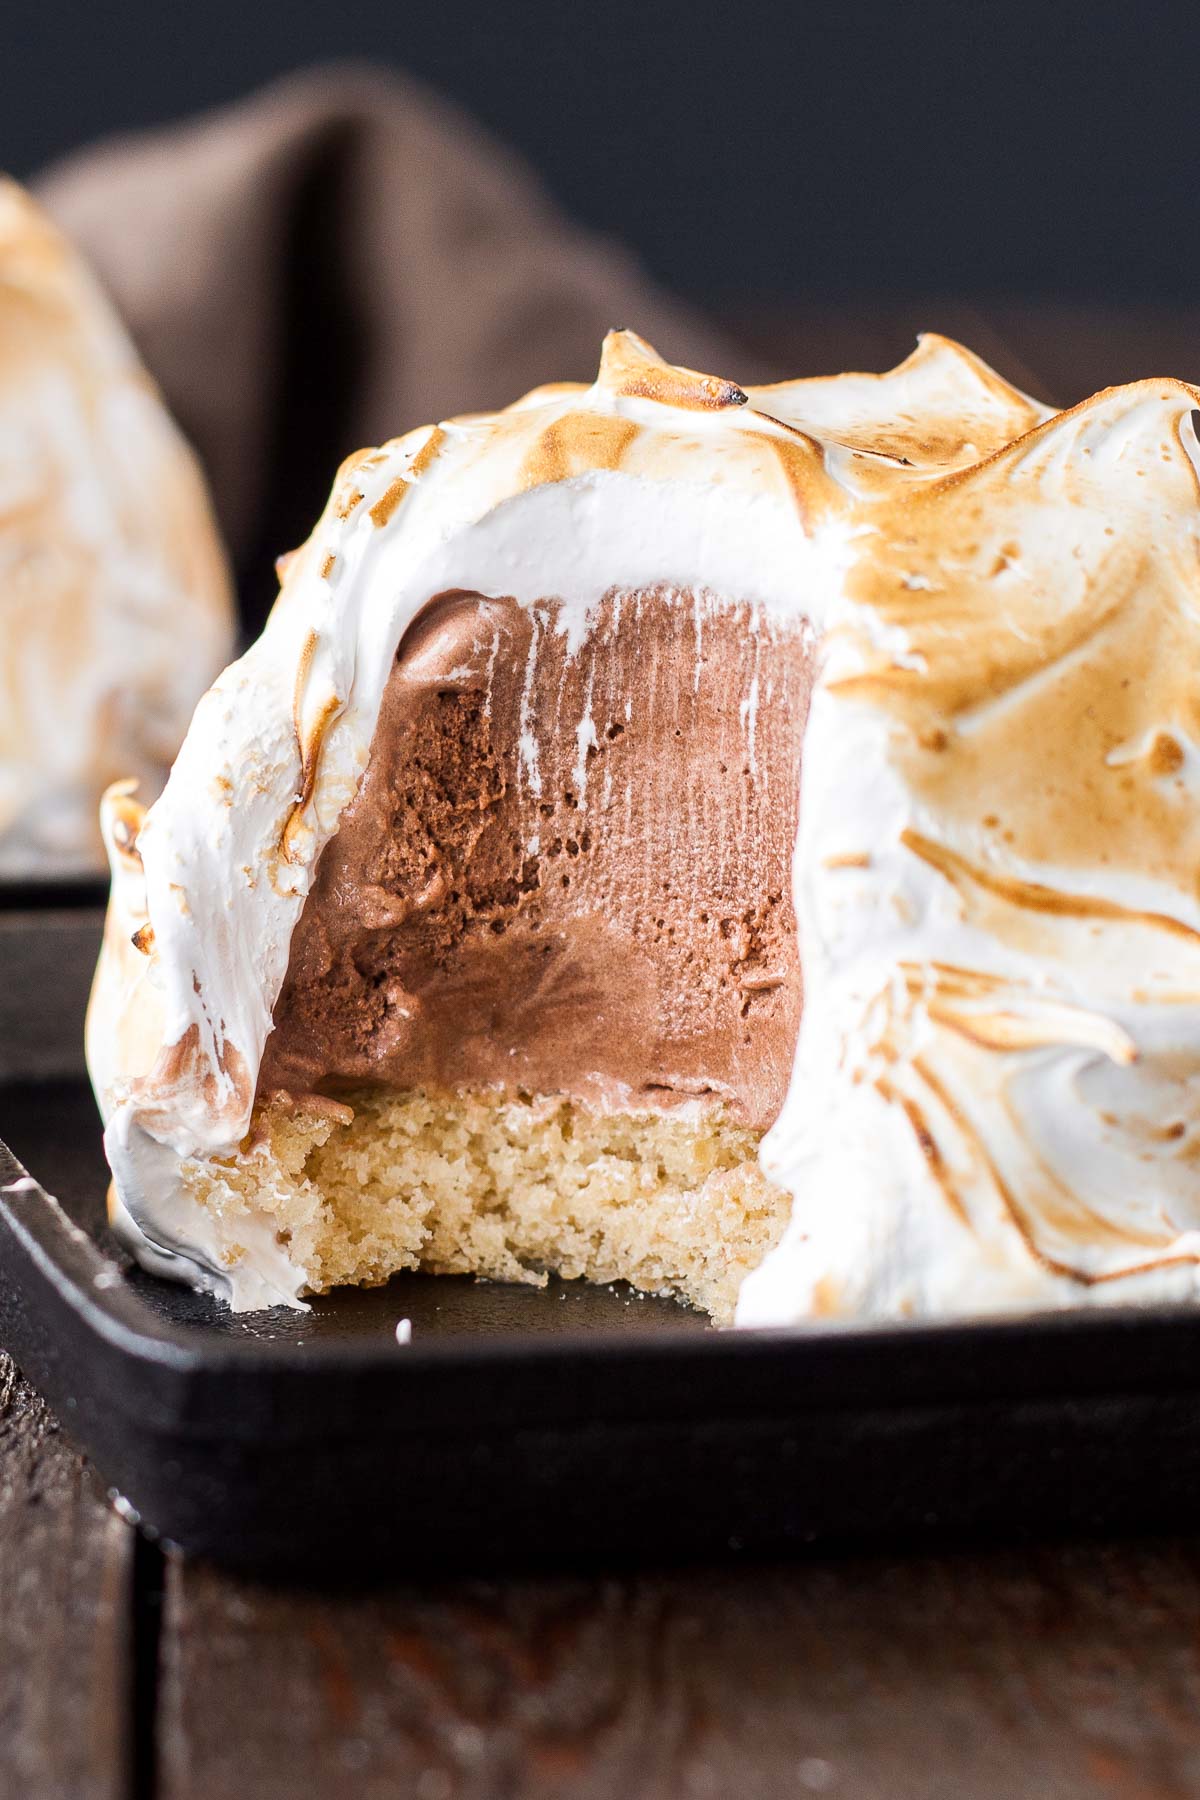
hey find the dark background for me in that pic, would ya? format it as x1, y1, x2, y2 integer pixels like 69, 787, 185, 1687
6, 0, 1200, 310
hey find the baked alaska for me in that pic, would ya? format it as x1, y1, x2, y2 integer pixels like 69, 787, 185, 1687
0, 181, 233, 875
87, 330, 1200, 1324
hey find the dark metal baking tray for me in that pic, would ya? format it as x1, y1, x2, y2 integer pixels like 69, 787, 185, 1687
5, 903, 1200, 1575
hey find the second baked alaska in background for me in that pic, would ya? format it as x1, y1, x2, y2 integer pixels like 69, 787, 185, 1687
0, 181, 233, 875
89, 330, 1200, 1326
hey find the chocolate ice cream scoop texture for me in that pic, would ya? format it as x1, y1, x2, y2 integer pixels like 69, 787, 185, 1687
258, 585, 814, 1133
88, 328, 1200, 1322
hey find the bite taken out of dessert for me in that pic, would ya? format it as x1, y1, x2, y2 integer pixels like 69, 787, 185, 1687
87, 328, 1200, 1326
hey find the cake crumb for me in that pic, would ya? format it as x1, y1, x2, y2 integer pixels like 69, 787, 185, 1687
184, 1086, 790, 1324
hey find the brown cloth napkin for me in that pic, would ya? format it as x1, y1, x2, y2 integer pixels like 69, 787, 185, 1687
35, 65, 741, 630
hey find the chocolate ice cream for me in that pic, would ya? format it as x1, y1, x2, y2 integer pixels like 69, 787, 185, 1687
260, 586, 813, 1131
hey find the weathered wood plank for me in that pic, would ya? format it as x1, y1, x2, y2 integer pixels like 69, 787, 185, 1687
0, 1353, 132, 1800
161, 1536, 1200, 1800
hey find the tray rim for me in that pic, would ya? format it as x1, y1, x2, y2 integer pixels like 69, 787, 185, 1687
0, 877, 108, 913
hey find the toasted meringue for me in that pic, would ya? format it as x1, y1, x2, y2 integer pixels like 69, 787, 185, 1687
0, 181, 233, 875
87, 328, 1200, 1326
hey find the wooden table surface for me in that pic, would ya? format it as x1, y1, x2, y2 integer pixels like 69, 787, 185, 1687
7, 1352, 1200, 1799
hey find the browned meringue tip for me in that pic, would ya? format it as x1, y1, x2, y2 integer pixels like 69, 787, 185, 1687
99, 780, 148, 872
599, 328, 747, 411
922, 372, 1200, 500
0, 177, 73, 284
